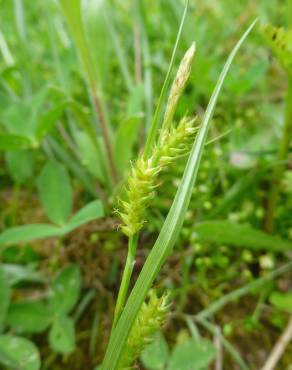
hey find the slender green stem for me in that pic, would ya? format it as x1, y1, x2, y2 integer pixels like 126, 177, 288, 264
59, 0, 118, 187
90, 85, 119, 186
195, 318, 249, 370
113, 234, 139, 327
264, 77, 292, 232
143, 0, 189, 158
195, 262, 292, 321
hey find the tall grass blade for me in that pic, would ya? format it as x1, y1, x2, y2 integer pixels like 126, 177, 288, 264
101, 20, 257, 370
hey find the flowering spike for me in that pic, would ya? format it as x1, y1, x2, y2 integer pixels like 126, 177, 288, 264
163, 42, 196, 130
118, 290, 170, 370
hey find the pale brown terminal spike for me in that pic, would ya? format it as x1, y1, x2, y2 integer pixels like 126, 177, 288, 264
163, 42, 196, 131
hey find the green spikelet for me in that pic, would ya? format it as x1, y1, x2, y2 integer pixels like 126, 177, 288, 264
163, 43, 196, 130
262, 23, 292, 75
117, 156, 160, 236
117, 117, 198, 236
118, 290, 170, 370
155, 116, 198, 167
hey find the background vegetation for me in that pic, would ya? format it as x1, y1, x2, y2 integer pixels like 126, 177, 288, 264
0, 0, 291, 369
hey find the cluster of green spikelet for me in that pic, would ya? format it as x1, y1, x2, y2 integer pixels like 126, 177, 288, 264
118, 116, 197, 236
117, 43, 197, 237
118, 290, 170, 370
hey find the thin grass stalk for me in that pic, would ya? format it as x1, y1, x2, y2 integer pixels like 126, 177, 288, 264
113, 234, 139, 327
101, 21, 256, 370
264, 77, 292, 232
195, 261, 292, 321
45, 9, 110, 198
195, 318, 249, 370
143, 0, 189, 158
59, 0, 118, 186
90, 87, 119, 185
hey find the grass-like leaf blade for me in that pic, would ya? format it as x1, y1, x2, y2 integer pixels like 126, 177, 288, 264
195, 220, 292, 252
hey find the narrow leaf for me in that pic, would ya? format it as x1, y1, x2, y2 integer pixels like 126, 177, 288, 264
195, 221, 292, 252
0, 224, 62, 246
0, 267, 11, 328
64, 200, 104, 233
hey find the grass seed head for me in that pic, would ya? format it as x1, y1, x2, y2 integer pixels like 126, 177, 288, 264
163, 42, 196, 129
117, 156, 160, 236
118, 290, 170, 370
155, 116, 198, 167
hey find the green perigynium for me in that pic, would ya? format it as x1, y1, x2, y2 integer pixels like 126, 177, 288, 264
118, 290, 170, 370
155, 116, 198, 167
117, 116, 198, 237
117, 156, 160, 236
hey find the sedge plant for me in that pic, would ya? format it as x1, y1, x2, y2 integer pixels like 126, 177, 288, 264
101, 9, 257, 368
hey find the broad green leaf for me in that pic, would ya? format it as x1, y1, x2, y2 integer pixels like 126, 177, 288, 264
6, 301, 52, 333
49, 315, 75, 354
0, 335, 40, 370
0, 133, 31, 151
0, 267, 11, 328
194, 221, 292, 252
64, 200, 104, 233
101, 20, 257, 370
270, 292, 292, 313
141, 332, 169, 370
114, 115, 142, 174
0, 264, 46, 286
5, 150, 34, 184
0, 224, 62, 246
49, 264, 81, 315
168, 339, 216, 370
37, 160, 73, 225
